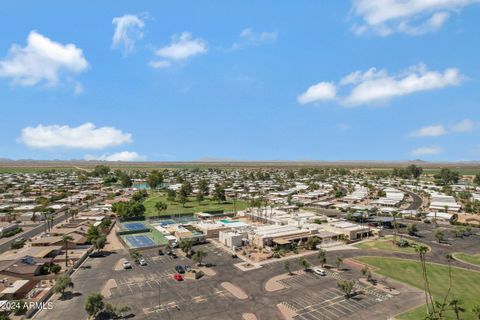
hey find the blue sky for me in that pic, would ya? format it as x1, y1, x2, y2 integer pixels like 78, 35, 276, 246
1, 0, 480, 162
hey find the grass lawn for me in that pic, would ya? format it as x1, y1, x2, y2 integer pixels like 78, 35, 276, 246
143, 192, 248, 216
355, 256, 480, 320
353, 237, 423, 254
454, 253, 480, 266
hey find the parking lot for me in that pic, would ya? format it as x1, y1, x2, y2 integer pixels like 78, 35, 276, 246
36, 240, 431, 320
106, 243, 244, 319
279, 272, 390, 320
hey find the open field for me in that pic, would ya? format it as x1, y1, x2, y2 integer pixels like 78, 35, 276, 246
355, 256, 480, 320
143, 192, 249, 216
454, 253, 480, 266
1, 160, 480, 172
352, 238, 424, 254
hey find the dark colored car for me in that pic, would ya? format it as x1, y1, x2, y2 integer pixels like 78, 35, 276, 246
175, 265, 185, 274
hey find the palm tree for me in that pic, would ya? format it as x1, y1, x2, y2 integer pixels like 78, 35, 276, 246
415, 244, 435, 315
69, 209, 78, 222
179, 239, 193, 257
472, 304, 480, 320
449, 298, 465, 320
284, 260, 292, 275
317, 249, 326, 267
48, 215, 54, 232
192, 249, 208, 266
335, 256, 343, 271
440, 253, 454, 313
62, 235, 74, 267
299, 257, 311, 271
391, 211, 399, 245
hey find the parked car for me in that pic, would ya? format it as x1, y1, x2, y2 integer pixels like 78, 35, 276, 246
173, 273, 183, 281
205, 263, 216, 267
139, 258, 147, 266
123, 261, 132, 269
175, 265, 185, 274
313, 268, 326, 276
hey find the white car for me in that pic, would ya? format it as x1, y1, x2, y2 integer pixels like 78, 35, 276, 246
314, 268, 326, 276
122, 261, 132, 269
139, 258, 147, 266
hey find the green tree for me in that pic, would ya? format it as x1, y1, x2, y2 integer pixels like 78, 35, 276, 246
192, 249, 208, 266
212, 184, 226, 202
62, 234, 74, 267
198, 179, 209, 195
434, 168, 460, 185
361, 266, 372, 281
92, 165, 110, 177
85, 292, 105, 318
104, 303, 131, 319
154, 201, 167, 216
407, 223, 418, 236
284, 260, 292, 275
337, 280, 355, 298
146, 170, 163, 190
335, 256, 343, 271
449, 298, 466, 320
299, 257, 311, 271
94, 235, 107, 253
119, 173, 132, 188
179, 238, 193, 257
472, 304, 480, 320
167, 189, 176, 202
305, 237, 321, 250
53, 274, 74, 298
69, 209, 78, 222
317, 249, 326, 267
178, 188, 188, 207
196, 192, 205, 203
433, 228, 445, 243
416, 244, 435, 315
87, 225, 100, 244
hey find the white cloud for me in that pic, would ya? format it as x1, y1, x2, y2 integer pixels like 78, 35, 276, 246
85, 151, 145, 162
231, 28, 278, 50
0, 31, 88, 88
343, 64, 463, 106
150, 32, 207, 68
351, 0, 479, 36
299, 64, 463, 107
411, 145, 443, 156
409, 125, 447, 137
18, 123, 132, 149
297, 82, 337, 104
410, 119, 477, 137
451, 118, 476, 132
112, 14, 145, 55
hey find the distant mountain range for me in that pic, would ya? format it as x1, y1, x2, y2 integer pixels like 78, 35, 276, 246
0, 158, 480, 168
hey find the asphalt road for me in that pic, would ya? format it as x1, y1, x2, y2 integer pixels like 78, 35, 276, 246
400, 188, 423, 210
0, 198, 102, 253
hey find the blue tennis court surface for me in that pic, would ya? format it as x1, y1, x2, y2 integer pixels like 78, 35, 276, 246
123, 222, 148, 231
125, 235, 156, 248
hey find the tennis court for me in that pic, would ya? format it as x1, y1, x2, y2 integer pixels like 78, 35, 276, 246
125, 235, 156, 248
122, 222, 149, 232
